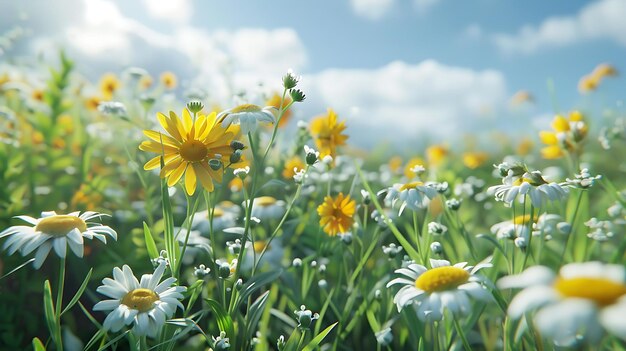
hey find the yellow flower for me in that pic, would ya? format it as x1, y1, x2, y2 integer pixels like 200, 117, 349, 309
160, 72, 177, 90
266, 92, 293, 128
510, 90, 533, 106
551, 115, 570, 132
309, 108, 348, 160
139, 109, 245, 195
517, 137, 533, 156
140, 75, 154, 90
31, 89, 45, 102
578, 74, 598, 94
388, 156, 403, 174
282, 156, 305, 179
100, 73, 120, 100
403, 157, 425, 179
85, 96, 101, 111
462, 152, 488, 169
592, 63, 618, 80
317, 193, 356, 236
426, 145, 448, 167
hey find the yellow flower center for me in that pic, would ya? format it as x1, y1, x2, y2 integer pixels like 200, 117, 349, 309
513, 214, 534, 225
253, 240, 269, 253
231, 104, 261, 113
399, 181, 424, 191
180, 140, 208, 162
35, 215, 87, 237
121, 288, 159, 312
415, 266, 470, 293
256, 196, 277, 207
554, 277, 626, 307
213, 208, 224, 218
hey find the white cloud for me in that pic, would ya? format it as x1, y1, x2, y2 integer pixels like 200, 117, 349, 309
414, 0, 440, 12
349, 0, 394, 20
301, 60, 507, 144
141, 0, 192, 24
463, 24, 482, 40
493, 0, 626, 54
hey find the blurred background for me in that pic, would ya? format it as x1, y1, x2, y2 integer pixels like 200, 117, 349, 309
1, 0, 624, 149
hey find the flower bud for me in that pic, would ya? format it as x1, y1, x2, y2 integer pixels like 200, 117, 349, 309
230, 140, 245, 150
230, 149, 242, 163
186, 101, 204, 114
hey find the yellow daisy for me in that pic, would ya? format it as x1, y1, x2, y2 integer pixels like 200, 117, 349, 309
160, 71, 177, 90
282, 156, 305, 179
317, 193, 356, 236
100, 73, 121, 100
462, 151, 488, 169
266, 92, 293, 128
139, 109, 245, 195
309, 108, 348, 160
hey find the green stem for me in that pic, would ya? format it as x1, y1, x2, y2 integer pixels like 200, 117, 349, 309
453, 318, 472, 351
56, 257, 66, 320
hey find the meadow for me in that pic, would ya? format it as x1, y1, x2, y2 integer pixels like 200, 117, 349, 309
1, 52, 626, 351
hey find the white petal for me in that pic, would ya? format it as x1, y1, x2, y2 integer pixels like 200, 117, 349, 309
123, 265, 140, 290
33, 242, 53, 269
93, 299, 121, 311
507, 286, 558, 319
148, 262, 166, 290
53, 238, 67, 258
497, 266, 555, 289
429, 259, 451, 268
600, 302, 626, 340
154, 277, 177, 294
534, 299, 602, 346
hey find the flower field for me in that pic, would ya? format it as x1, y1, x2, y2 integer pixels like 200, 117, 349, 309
1, 46, 626, 351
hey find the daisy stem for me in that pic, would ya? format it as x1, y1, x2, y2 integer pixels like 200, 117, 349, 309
520, 204, 535, 270
560, 189, 583, 264
262, 89, 294, 161
453, 318, 472, 351
139, 335, 148, 351
254, 166, 310, 275
412, 212, 424, 264
204, 191, 220, 281
176, 193, 201, 278
56, 256, 66, 320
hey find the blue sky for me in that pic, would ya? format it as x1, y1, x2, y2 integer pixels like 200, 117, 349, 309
1, 0, 624, 148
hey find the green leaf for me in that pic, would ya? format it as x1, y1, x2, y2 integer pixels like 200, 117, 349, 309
302, 322, 338, 351
43, 280, 62, 351
185, 279, 204, 311
476, 234, 506, 257
61, 268, 92, 316
356, 164, 421, 262
246, 290, 271, 340
32, 337, 46, 351
205, 298, 235, 339
0, 258, 34, 280
235, 269, 282, 310
143, 222, 159, 260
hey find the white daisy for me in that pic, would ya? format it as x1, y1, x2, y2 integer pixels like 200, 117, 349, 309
245, 196, 286, 221
386, 258, 492, 321
488, 171, 568, 208
93, 262, 186, 337
192, 201, 241, 234
218, 103, 276, 134
0, 211, 117, 269
490, 214, 534, 240
241, 239, 284, 271
498, 262, 626, 347
383, 181, 438, 215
